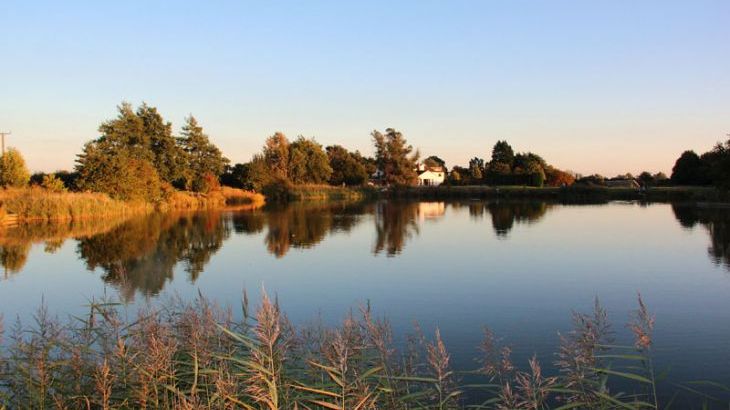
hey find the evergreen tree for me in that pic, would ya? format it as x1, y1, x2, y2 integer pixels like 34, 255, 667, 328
178, 116, 229, 191
137, 103, 186, 184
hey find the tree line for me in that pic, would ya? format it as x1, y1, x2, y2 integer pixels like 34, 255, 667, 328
671, 136, 730, 187
0, 102, 726, 197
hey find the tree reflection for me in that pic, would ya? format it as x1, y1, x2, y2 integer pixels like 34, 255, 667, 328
466, 201, 551, 237
373, 201, 421, 256
77, 212, 230, 301
0, 218, 130, 278
672, 204, 730, 269
258, 202, 370, 258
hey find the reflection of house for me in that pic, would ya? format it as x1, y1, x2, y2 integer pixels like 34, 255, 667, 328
606, 178, 640, 188
418, 202, 445, 221
416, 164, 445, 186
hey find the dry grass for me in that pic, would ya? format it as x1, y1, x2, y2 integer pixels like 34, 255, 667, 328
0, 187, 265, 223
0, 187, 150, 222
162, 187, 265, 211
0, 293, 724, 409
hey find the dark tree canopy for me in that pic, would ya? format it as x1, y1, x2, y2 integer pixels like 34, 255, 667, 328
491, 140, 515, 166
671, 150, 707, 185
326, 145, 369, 186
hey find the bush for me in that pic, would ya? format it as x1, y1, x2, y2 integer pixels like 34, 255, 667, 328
0, 148, 30, 188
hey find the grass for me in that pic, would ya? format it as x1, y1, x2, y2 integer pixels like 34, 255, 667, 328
161, 187, 265, 211
264, 183, 375, 202
0, 187, 265, 223
0, 187, 151, 222
0, 292, 725, 409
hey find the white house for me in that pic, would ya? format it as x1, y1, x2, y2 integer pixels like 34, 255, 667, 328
417, 165, 445, 186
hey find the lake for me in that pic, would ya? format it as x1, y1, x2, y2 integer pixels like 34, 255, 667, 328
1, 200, 729, 397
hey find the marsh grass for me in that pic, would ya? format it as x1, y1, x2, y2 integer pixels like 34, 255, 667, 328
0, 293, 726, 409
0, 187, 150, 222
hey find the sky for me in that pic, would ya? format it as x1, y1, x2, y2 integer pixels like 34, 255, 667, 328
0, 1, 728, 176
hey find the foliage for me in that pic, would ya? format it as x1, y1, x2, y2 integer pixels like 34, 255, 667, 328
0, 148, 30, 188
491, 140, 515, 166
327, 145, 369, 186
263, 132, 291, 180
372, 128, 420, 186
179, 115, 229, 191
75, 103, 229, 200
40, 174, 67, 192
671, 150, 710, 185
288, 136, 332, 184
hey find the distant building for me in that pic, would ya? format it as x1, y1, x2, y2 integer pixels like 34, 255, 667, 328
416, 163, 446, 186
605, 178, 640, 188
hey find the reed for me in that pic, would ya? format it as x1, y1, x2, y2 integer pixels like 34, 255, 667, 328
0, 292, 726, 409
0, 187, 150, 222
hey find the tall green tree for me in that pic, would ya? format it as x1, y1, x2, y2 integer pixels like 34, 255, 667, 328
371, 128, 419, 186
288, 137, 332, 184
178, 116, 229, 192
0, 148, 30, 187
137, 103, 186, 184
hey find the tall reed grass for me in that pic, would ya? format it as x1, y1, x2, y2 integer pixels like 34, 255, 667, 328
0, 293, 725, 409
0, 187, 150, 222
0, 187, 265, 223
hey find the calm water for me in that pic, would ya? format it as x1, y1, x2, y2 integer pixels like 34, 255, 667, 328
1, 200, 729, 390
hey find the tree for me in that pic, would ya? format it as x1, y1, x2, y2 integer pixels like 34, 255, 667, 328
371, 128, 419, 186
545, 167, 575, 187
137, 103, 187, 184
638, 171, 655, 186
326, 145, 368, 186
491, 140, 515, 167
263, 132, 290, 180
41, 174, 67, 192
0, 148, 30, 187
178, 116, 229, 192
468, 157, 484, 181
77, 142, 164, 201
288, 137, 332, 184
448, 169, 462, 184
671, 150, 707, 185
424, 155, 446, 170
245, 154, 274, 191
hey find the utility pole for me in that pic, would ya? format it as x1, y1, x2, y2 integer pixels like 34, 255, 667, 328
0, 131, 10, 155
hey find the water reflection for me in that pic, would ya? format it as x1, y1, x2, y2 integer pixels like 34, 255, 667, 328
76, 212, 230, 301
459, 201, 552, 237
0, 218, 131, 278
2, 201, 729, 299
672, 204, 730, 268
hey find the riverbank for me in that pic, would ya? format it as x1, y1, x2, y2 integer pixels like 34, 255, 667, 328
264, 183, 377, 201
0, 187, 265, 223
384, 185, 730, 203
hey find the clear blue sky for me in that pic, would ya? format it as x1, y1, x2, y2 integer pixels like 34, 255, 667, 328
1, 0, 728, 176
